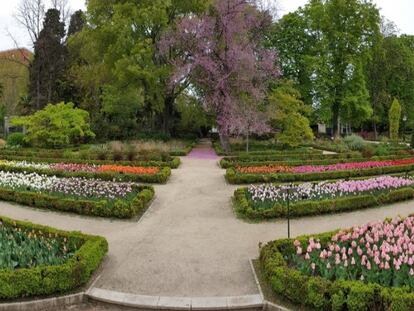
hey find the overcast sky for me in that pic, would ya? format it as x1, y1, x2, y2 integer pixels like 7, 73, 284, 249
0, 0, 413, 51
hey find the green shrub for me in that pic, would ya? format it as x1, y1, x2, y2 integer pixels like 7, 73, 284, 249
343, 134, 366, 151
389, 98, 402, 141
11, 102, 95, 148
0, 216, 107, 299
6, 132, 26, 147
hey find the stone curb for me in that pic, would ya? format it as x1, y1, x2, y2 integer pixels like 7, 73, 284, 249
249, 259, 291, 311
0, 292, 85, 311
86, 287, 264, 310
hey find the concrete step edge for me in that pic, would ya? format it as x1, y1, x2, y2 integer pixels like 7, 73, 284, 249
86, 287, 264, 310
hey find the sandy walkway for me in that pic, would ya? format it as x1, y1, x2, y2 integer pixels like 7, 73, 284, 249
1, 140, 414, 297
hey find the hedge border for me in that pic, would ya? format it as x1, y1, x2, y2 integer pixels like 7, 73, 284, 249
220, 155, 412, 169
212, 141, 322, 156
0, 164, 171, 184
0, 185, 155, 219
0, 215, 108, 300
260, 223, 414, 310
226, 164, 414, 184
234, 186, 414, 220
169, 141, 197, 156
220, 152, 362, 167
0, 154, 181, 169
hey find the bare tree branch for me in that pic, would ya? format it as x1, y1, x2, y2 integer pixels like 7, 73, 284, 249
50, 0, 72, 27
14, 0, 46, 45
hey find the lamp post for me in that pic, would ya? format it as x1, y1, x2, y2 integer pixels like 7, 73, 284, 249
284, 184, 296, 239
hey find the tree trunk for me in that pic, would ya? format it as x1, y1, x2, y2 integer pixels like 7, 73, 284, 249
163, 96, 174, 136
246, 132, 249, 153
373, 120, 378, 140
219, 131, 230, 153
332, 102, 340, 139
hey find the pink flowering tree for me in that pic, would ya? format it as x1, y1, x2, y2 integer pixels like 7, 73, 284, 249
160, 0, 279, 151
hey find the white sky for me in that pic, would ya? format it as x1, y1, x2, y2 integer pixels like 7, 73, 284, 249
0, 0, 413, 51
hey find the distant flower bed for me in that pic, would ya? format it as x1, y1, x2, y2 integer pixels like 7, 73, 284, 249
293, 216, 414, 289
0, 220, 74, 270
0, 160, 160, 175
236, 158, 414, 174
0, 171, 135, 200
248, 176, 414, 207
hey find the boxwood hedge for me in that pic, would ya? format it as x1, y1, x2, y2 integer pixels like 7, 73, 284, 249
0, 216, 107, 300
260, 229, 414, 310
0, 164, 172, 184
0, 185, 154, 219
220, 154, 412, 169
234, 187, 414, 220
0, 154, 181, 169
226, 164, 414, 184
212, 141, 321, 156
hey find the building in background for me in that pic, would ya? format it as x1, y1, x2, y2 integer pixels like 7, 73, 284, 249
0, 48, 32, 117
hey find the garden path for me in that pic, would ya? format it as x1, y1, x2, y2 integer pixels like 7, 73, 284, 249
1, 139, 414, 297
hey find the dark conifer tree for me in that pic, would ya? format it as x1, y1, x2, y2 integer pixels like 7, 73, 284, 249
29, 9, 65, 111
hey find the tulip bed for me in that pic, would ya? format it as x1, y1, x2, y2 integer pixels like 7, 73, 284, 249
234, 176, 414, 220
0, 159, 171, 183
226, 158, 414, 184
0, 216, 107, 299
260, 216, 414, 310
220, 154, 412, 169
0, 171, 154, 218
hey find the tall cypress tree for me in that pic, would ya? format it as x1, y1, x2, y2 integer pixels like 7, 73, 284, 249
58, 10, 86, 104
67, 10, 85, 38
29, 9, 65, 111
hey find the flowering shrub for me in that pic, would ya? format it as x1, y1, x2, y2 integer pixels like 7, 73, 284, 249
293, 216, 414, 289
0, 221, 74, 269
236, 158, 414, 175
0, 171, 135, 200
248, 176, 414, 207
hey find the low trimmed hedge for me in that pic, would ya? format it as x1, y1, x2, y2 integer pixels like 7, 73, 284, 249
260, 229, 414, 310
234, 187, 414, 220
0, 164, 172, 184
0, 154, 181, 169
0, 147, 181, 163
0, 216, 107, 300
220, 154, 412, 169
226, 164, 414, 184
212, 140, 320, 156
220, 152, 361, 166
0, 185, 154, 219
169, 141, 197, 156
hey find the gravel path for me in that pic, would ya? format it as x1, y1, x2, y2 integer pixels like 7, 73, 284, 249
1, 139, 414, 298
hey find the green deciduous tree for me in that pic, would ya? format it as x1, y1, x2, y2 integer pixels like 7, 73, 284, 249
365, 34, 414, 135
389, 98, 401, 141
69, 0, 208, 139
271, 0, 380, 137
268, 80, 314, 147
11, 102, 95, 147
